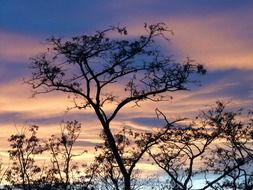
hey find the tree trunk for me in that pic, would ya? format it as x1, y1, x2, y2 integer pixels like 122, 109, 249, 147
124, 175, 131, 190
102, 123, 131, 190
94, 108, 131, 190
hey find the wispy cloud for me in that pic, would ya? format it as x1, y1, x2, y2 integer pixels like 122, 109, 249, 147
168, 11, 253, 70
0, 31, 46, 62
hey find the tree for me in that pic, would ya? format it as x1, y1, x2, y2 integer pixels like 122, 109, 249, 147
46, 121, 80, 188
92, 128, 155, 190
148, 102, 253, 190
6, 125, 45, 190
201, 102, 253, 189
6, 123, 96, 190
27, 23, 205, 190
45, 120, 94, 190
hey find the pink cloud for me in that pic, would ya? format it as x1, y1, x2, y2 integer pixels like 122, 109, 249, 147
116, 9, 253, 70
166, 13, 253, 70
0, 31, 46, 62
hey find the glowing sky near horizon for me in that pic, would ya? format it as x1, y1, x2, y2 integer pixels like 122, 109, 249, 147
0, 0, 253, 174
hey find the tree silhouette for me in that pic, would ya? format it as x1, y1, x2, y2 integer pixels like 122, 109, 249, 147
92, 127, 161, 190
6, 125, 45, 190
4, 104, 253, 189
201, 103, 253, 189
45, 121, 81, 189
27, 23, 205, 190
149, 102, 253, 190
5, 123, 96, 190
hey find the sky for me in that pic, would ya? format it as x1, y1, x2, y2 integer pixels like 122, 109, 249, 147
0, 0, 253, 179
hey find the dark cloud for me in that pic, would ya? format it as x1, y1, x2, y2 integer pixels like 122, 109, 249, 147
185, 69, 253, 101
129, 117, 167, 128
0, 112, 22, 124
207, 69, 252, 98
0, 62, 28, 83
75, 140, 97, 147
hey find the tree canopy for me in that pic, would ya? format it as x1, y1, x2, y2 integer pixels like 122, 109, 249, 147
27, 23, 206, 190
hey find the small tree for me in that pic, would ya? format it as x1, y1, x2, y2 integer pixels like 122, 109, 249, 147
6, 125, 45, 190
28, 23, 205, 190
46, 120, 89, 189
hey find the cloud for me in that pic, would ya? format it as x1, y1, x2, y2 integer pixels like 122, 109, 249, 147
130, 117, 166, 128
111, 8, 253, 70
0, 31, 46, 63
152, 69, 253, 119
167, 12, 253, 70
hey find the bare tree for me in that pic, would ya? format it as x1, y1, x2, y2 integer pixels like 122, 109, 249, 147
27, 23, 205, 190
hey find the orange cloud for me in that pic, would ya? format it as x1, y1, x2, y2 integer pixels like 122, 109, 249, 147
0, 82, 69, 116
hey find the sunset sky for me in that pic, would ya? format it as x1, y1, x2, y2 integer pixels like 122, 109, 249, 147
0, 0, 253, 176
